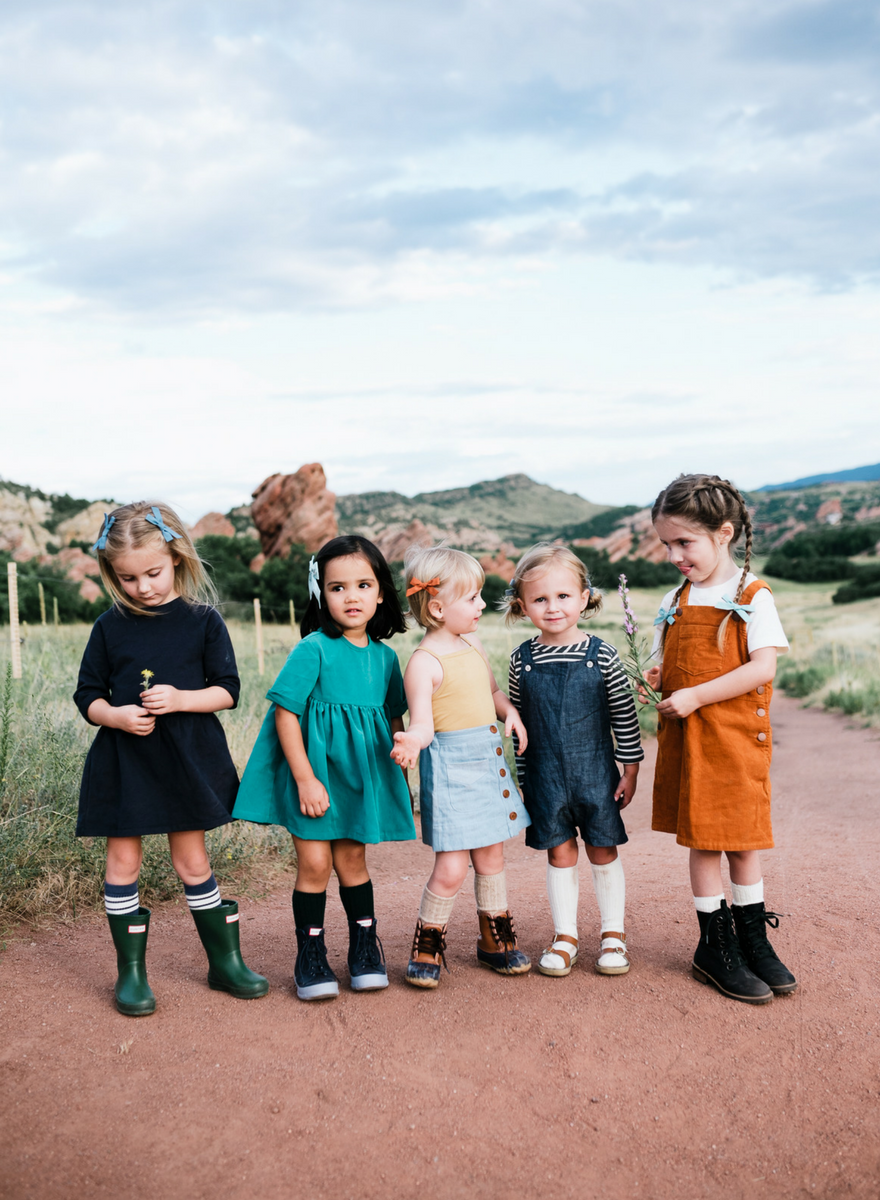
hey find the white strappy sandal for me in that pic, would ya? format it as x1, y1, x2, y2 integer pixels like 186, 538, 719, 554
537, 933, 578, 977
595, 931, 630, 975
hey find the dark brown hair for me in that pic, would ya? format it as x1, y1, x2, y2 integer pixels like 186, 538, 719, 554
651, 474, 753, 650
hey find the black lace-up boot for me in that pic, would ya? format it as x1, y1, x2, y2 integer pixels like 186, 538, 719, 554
731, 902, 797, 994
347, 917, 389, 991
294, 926, 339, 1001
692, 901, 772, 1004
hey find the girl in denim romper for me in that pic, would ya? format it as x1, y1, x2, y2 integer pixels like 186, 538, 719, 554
391, 546, 532, 989
505, 544, 643, 978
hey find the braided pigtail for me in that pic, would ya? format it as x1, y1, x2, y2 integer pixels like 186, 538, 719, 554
714, 479, 752, 652
660, 579, 687, 653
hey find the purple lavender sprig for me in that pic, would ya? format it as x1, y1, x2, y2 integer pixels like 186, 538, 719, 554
617, 574, 662, 704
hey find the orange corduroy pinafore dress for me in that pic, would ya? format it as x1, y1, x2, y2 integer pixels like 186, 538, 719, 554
651, 579, 775, 851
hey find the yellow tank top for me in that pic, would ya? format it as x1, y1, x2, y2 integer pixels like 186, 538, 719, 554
419, 642, 496, 732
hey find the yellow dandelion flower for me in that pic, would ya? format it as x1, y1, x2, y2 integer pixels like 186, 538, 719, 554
141, 669, 154, 689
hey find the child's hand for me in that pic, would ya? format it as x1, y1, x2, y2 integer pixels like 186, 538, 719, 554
298, 777, 330, 818
140, 685, 181, 714
391, 730, 421, 770
114, 705, 156, 736
656, 687, 700, 719
614, 764, 639, 809
639, 666, 662, 704
505, 710, 528, 753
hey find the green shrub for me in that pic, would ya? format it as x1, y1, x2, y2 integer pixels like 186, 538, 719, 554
777, 663, 829, 698
771, 522, 880, 560
832, 565, 880, 604
825, 683, 880, 717
764, 553, 857, 583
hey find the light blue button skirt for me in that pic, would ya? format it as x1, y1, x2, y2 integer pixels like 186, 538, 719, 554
418, 724, 531, 852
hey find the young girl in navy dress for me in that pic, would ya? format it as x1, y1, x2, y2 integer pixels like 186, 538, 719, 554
392, 546, 531, 989
647, 474, 796, 1004
504, 544, 643, 977
75, 502, 267, 1018
234, 536, 415, 1001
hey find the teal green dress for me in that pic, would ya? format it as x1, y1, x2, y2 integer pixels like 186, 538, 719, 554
233, 631, 416, 843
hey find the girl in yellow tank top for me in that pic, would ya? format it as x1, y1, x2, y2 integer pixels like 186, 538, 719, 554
391, 546, 532, 988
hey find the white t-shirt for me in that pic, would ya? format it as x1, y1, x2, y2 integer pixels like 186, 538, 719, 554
651, 571, 789, 661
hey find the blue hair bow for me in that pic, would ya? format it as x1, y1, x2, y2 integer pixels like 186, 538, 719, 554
503, 577, 516, 601
308, 557, 321, 607
653, 605, 677, 627
92, 513, 116, 552
145, 506, 182, 543
715, 595, 755, 623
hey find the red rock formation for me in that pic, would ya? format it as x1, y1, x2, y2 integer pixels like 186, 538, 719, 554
251, 464, 338, 557
249, 553, 266, 574
371, 519, 438, 563
816, 498, 842, 525
191, 512, 235, 539
573, 509, 665, 564
479, 544, 517, 580
856, 505, 880, 522
39, 547, 104, 602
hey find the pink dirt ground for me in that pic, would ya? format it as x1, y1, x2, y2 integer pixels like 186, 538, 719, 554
1, 696, 879, 1200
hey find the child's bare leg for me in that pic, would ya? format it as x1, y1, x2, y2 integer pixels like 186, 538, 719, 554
106, 836, 143, 886
168, 829, 219, 910
726, 849, 762, 887
292, 836, 333, 893
689, 848, 724, 901
331, 839, 369, 888
547, 838, 578, 868
427, 849, 470, 897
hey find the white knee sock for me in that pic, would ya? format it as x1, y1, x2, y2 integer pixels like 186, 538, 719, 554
731, 879, 764, 907
590, 857, 626, 933
546, 864, 579, 938
693, 894, 724, 914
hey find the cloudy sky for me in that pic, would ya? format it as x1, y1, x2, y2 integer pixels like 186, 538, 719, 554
2, 0, 879, 520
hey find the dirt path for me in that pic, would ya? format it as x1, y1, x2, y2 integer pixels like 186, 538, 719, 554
2, 697, 879, 1200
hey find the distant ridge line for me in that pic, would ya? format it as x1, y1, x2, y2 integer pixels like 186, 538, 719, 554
757, 463, 880, 492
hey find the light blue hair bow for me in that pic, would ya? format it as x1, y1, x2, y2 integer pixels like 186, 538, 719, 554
145, 506, 182, 543
653, 605, 677, 627
503, 577, 516, 601
308, 556, 321, 607
92, 513, 116, 552
715, 595, 755, 623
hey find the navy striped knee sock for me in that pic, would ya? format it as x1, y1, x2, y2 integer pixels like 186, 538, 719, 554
184, 874, 221, 911
105, 880, 139, 916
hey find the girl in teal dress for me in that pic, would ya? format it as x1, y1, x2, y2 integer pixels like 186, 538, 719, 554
234, 536, 414, 1001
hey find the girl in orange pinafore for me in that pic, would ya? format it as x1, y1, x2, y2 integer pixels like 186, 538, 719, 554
645, 474, 796, 1006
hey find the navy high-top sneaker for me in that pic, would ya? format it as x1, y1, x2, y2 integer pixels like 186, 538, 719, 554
347, 917, 389, 991
294, 926, 339, 1001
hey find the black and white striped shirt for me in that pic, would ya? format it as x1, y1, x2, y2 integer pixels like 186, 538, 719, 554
508, 636, 644, 782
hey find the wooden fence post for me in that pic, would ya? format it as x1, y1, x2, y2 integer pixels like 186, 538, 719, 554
38, 582, 46, 626
254, 598, 264, 676
53, 596, 59, 627
7, 562, 22, 679
289, 599, 296, 632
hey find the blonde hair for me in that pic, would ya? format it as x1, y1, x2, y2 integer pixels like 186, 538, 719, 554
404, 545, 484, 631
93, 501, 217, 615
651, 473, 753, 651
502, 542, 602, 626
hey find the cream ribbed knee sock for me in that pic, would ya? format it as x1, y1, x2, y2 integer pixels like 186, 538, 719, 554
418, 886, 457, 926
590, 856, 626, 933
474, 869, 508, 914
546, 864, 579, 938
731, 879, 764, 906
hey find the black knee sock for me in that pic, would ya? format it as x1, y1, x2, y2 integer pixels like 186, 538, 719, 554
293, 889, 327, 930
339, 880, 374, 922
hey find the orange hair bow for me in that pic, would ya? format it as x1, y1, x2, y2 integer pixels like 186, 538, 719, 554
406, 576, 440, 598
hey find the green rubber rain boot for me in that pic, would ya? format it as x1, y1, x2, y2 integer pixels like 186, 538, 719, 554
190, 899, 269, 998
107, 907, 156, 1017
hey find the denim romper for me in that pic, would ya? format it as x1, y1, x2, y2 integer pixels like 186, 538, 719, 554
516, 637, 627, 850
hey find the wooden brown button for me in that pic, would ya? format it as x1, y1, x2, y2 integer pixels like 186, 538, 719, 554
503, 790, 510, 798
756, 685, 764, 695
490, 725, 498, 734
756, 708, 766, 717
509, 812, 517, 820
757, 732, 767, 742
495, 747, 503, 756
500, 768, 506, 777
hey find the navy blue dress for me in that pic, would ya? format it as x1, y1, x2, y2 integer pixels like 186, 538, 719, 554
516, 636, 627, 850
74, 600, 240, 837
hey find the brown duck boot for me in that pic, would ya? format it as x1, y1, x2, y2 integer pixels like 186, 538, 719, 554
405, 920, 449, 989
476, 910, 531, 975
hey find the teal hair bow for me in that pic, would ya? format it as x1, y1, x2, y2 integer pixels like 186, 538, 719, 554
145, 506, 182, 543
715, 595, 755, 623
92, 513, 115, 552
653, 606, 677, 627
